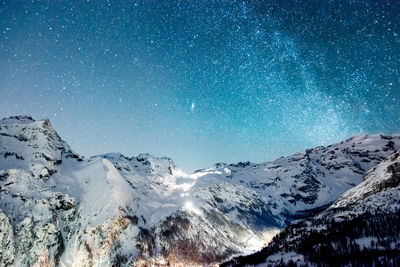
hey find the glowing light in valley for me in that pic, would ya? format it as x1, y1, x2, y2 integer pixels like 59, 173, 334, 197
181, 182, 195, 192
261, 228, 281, 246
184, 201, 202, 215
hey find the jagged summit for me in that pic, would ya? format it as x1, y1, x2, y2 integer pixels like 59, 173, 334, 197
95, 152, 178, 176
0, 115, 35, 124
0, 115, 65, 146
0, 115, 81, 179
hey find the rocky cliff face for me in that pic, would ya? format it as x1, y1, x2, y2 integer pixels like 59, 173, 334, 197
0, 115, 399, 266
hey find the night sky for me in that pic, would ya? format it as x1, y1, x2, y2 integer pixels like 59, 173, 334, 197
1, 0, 399, 172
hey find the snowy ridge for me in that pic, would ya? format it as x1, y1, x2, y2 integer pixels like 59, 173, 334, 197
223, 152, 400, 266
190, 134, 400, 225
0, 115, 399, 266
331, 151, 400, 209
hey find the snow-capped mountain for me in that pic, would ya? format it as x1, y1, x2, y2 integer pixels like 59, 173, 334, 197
0, 115, 399, 266
223, 152, 400, 266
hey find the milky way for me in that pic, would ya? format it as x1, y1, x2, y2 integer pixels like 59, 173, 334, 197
0, 0, 399, 171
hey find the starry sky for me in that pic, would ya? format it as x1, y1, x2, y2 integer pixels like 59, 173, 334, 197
1, 0, 399, 172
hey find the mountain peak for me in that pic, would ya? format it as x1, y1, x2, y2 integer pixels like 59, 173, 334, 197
0, 115, 36, 124
0, 116, 79, 178
95, 152, 178, 176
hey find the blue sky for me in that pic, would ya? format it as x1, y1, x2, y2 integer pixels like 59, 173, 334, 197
1, 0, 399, 172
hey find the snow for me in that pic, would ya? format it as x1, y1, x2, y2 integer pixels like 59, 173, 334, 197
0, 116, 399, 265
354, 237, 378, 249
73, 158, 135, 226
184, 201, 202, 216
261, 228, 281, 246
259, 251, 306, 266
331, 151, 400, 209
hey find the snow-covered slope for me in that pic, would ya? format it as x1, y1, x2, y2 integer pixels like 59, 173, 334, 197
0, 115, 399, 266
0, 115, 81, 178
190, 133, 400, 226
224, 152, 400, 266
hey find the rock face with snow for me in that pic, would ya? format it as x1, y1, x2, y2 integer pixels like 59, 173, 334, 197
223, 152, 400, 266
0, 115, 399, 266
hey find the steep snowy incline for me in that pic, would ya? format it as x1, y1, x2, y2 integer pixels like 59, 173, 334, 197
93, 152, 194, 226
332, 151, 400, 209
223, 151, 400, 266
0, 115, 81, 179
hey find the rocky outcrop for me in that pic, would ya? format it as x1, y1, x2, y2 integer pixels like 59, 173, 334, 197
0, 212, 14, 266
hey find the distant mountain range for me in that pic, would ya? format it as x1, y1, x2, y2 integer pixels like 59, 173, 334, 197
0, 115, 399, 266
